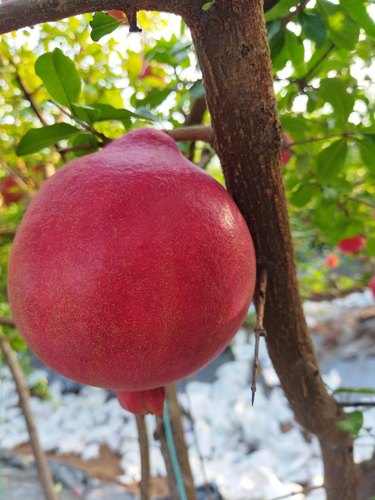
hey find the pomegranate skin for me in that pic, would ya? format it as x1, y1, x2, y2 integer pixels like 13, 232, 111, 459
337, 235, 366, 254
116, 387, 166, 416
0, 177, 23, 206
8, 128, 256, 391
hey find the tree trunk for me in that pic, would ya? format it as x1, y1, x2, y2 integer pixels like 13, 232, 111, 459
181, 1, 360, 498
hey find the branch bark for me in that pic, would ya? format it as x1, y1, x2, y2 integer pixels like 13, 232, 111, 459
183, 1, 360, 498
0, 332, 57, 500
0, 0, 280, 35
166, 125, 214, 146
0, 0, 185, 35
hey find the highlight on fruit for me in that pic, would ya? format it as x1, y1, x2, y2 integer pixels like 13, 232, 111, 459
8, 128, 256, 416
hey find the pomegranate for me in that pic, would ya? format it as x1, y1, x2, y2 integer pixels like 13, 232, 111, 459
337, 236, 366, 254
280, 132, 293, 166
0, 176, 23, 206
369, 276, 375, 300
8, 128, 256, 413
116, 387, 165, 417
325, 253, 339, 268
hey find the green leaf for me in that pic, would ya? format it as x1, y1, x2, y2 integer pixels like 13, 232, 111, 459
290, 182, 319, 207
284, 31, 305, 77
317, 0, 360, 50
265, 0, 300, 22
336, 411, 363, 437
316, 139, 348, 182
334, 387, 375, 395
69, 133, 99, 158
202, 0, 216, 12
90, 12, 123, 42
17, 124, 81, 156
319, 78, 354, 125
357, 138, 375, 173
71, 105, 101, 125
35, 48, 81, 109
299, 10, 327, 48
340, 0, 375, 39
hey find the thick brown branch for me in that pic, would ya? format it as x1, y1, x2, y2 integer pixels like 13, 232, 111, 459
0, 0, 186, 35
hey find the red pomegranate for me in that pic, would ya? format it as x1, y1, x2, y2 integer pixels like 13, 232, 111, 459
325, 253, 339, 268
116, 387, 165, 417
8, 129, 256, 407
280, 132, 293, 166
0, 176, 23, 206
369, 276, 375, 300
337, 236, 366, 254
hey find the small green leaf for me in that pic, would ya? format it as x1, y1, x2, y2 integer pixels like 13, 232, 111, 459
320, 78, 354, 125
317, 0, 359, 50
299, 10, 327, 48
340, 0, 375, 39
265, 0, 300, 22
69, 133, 99, 158
290, 182, 319, 207
336, 411, 364, 437
202, 0, 216, 12
357, 138, 375, 173
316, 139, 348, 182
17, 124, 81, 156
35, 48, 81, 109
90, 12, 123, 42
334, 387, 375, 395
71, 104, 101, 125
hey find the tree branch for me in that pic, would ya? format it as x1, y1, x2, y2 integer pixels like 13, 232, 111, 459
0, 316, 16, 328
0, 0, 187, 35
166, 125, 214, 146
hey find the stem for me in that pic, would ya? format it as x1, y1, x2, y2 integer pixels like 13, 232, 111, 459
0, 317, 15, 328
251, 267, 268, 405
49, 100, 111, 145
166, 125, 214, 146
0, 332, 57, 500
135, 415, 151, 500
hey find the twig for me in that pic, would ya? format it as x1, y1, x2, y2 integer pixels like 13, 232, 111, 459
251, 267, 268, 406
281, 0, 309, 27
48, 100, 111, 146
0, 331, 57, 500
135, 415, 151, 500
125, 6, 142, 32
166, 126, 214, 146
58, 144, 96, 155
297, 43, 335, 88
0, 228, 17, 237
290, 132, 353, 147
15, 73, 47, 126
198, 148, 214, 169
348, 196, 375, 210
11, 59, 67, 164
337, 401, 375, 408
0, 316, 16, 328
269, 484, 325, 500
